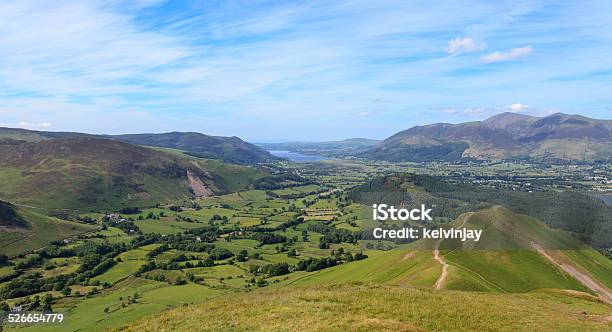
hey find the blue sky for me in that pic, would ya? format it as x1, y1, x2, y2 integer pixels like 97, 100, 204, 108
0, 0, 611, 141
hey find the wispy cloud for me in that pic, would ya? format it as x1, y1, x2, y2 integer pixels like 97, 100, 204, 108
446, 37, 484, 54
0, 1, 610, 140
481, 46, 533, 63
0, 121, 52, 129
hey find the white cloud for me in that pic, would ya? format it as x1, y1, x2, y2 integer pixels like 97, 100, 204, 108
509, 103, 530, 112
1, 121, 52, 129
446, 37, 484, 54
358, 112, 371, 117
440, 108, 457, 113
481, 45, 533, 63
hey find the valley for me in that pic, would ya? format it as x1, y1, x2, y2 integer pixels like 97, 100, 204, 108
0, 128, 610, 331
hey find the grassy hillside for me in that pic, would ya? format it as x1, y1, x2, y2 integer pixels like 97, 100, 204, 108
284, 249, 439, 287
0, 137, 262, 211
0, 207, 95, 256
288, 206, 611, 296
118, 284, 612, 331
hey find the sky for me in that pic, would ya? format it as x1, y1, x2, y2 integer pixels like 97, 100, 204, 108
0, 0, 611, 142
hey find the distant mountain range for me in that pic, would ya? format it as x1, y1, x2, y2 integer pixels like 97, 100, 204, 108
0, 127, 276, 164
361, 112, 612, 161
258, 138, 381, 157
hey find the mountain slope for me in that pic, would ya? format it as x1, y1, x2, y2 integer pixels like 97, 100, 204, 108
362, 112, 612, 161
113, 132, 276, 164
0, 127, 275, 164
0, 137, 250, 211
0, 204, 95, 256
119, 284, 612, 332
438, 207, 612, 296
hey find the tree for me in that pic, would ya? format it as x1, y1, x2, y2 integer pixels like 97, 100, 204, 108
61, 287, 71, 297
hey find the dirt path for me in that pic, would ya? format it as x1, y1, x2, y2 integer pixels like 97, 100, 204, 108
433, 240, 448, 289
532, 243, 612, 305
433, 216, 470, 290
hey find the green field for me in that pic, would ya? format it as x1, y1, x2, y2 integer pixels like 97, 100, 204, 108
93, 260, 144, 284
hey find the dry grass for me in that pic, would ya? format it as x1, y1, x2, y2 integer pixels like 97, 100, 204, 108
117, 283, 612, 332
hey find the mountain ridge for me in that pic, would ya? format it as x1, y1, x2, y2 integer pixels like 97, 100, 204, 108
0, 127, 276, 164
362, 112, 612, 161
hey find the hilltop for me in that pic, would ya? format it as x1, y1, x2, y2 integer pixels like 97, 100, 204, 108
0, 127, 276, 164
0, 137, 261, 211
112, 132, 276, 164
361, 112, 612, 161
119, 283, 612, 331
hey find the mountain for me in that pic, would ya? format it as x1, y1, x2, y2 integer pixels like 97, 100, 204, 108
0, 127, 276, 164
113, 132, 277, 164
0, 137, 258, 211
362, 112, 612, 161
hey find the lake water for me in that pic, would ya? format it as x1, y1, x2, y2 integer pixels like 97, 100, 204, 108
268, 150, 330, 163
594, 193, 612, 207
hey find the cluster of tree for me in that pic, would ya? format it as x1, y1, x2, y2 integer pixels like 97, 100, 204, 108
253, 173, 307, 190
307, 224, 360, 245
249, 232, 287, 245
176, 215, 198, 223
0, 201, 27, 228
296, 257, 339, 272
0, 272, 75, 299
208, 248, 234, 260
118, 207, 141, 214
146, 244, 169, 259
137, 257, 215, 275
250, 263, 290, 277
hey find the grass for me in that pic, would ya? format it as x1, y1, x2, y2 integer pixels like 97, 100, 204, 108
93, 260, 144, 284
288, 249, 439, 287
564, 249, 612, 288
117, 283, 612, 332
445, 250, 587, 293
0, 207, 95, 256
15, 277, 227, 332
134, 219, 205, 235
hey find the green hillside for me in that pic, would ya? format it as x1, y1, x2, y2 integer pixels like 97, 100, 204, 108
118, 284, 612, 332
287, 207, 612, 299
0, 206, 95, 256
0, 138, 263, 211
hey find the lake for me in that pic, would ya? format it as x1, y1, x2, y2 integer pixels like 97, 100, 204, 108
268, 150, 330, 163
